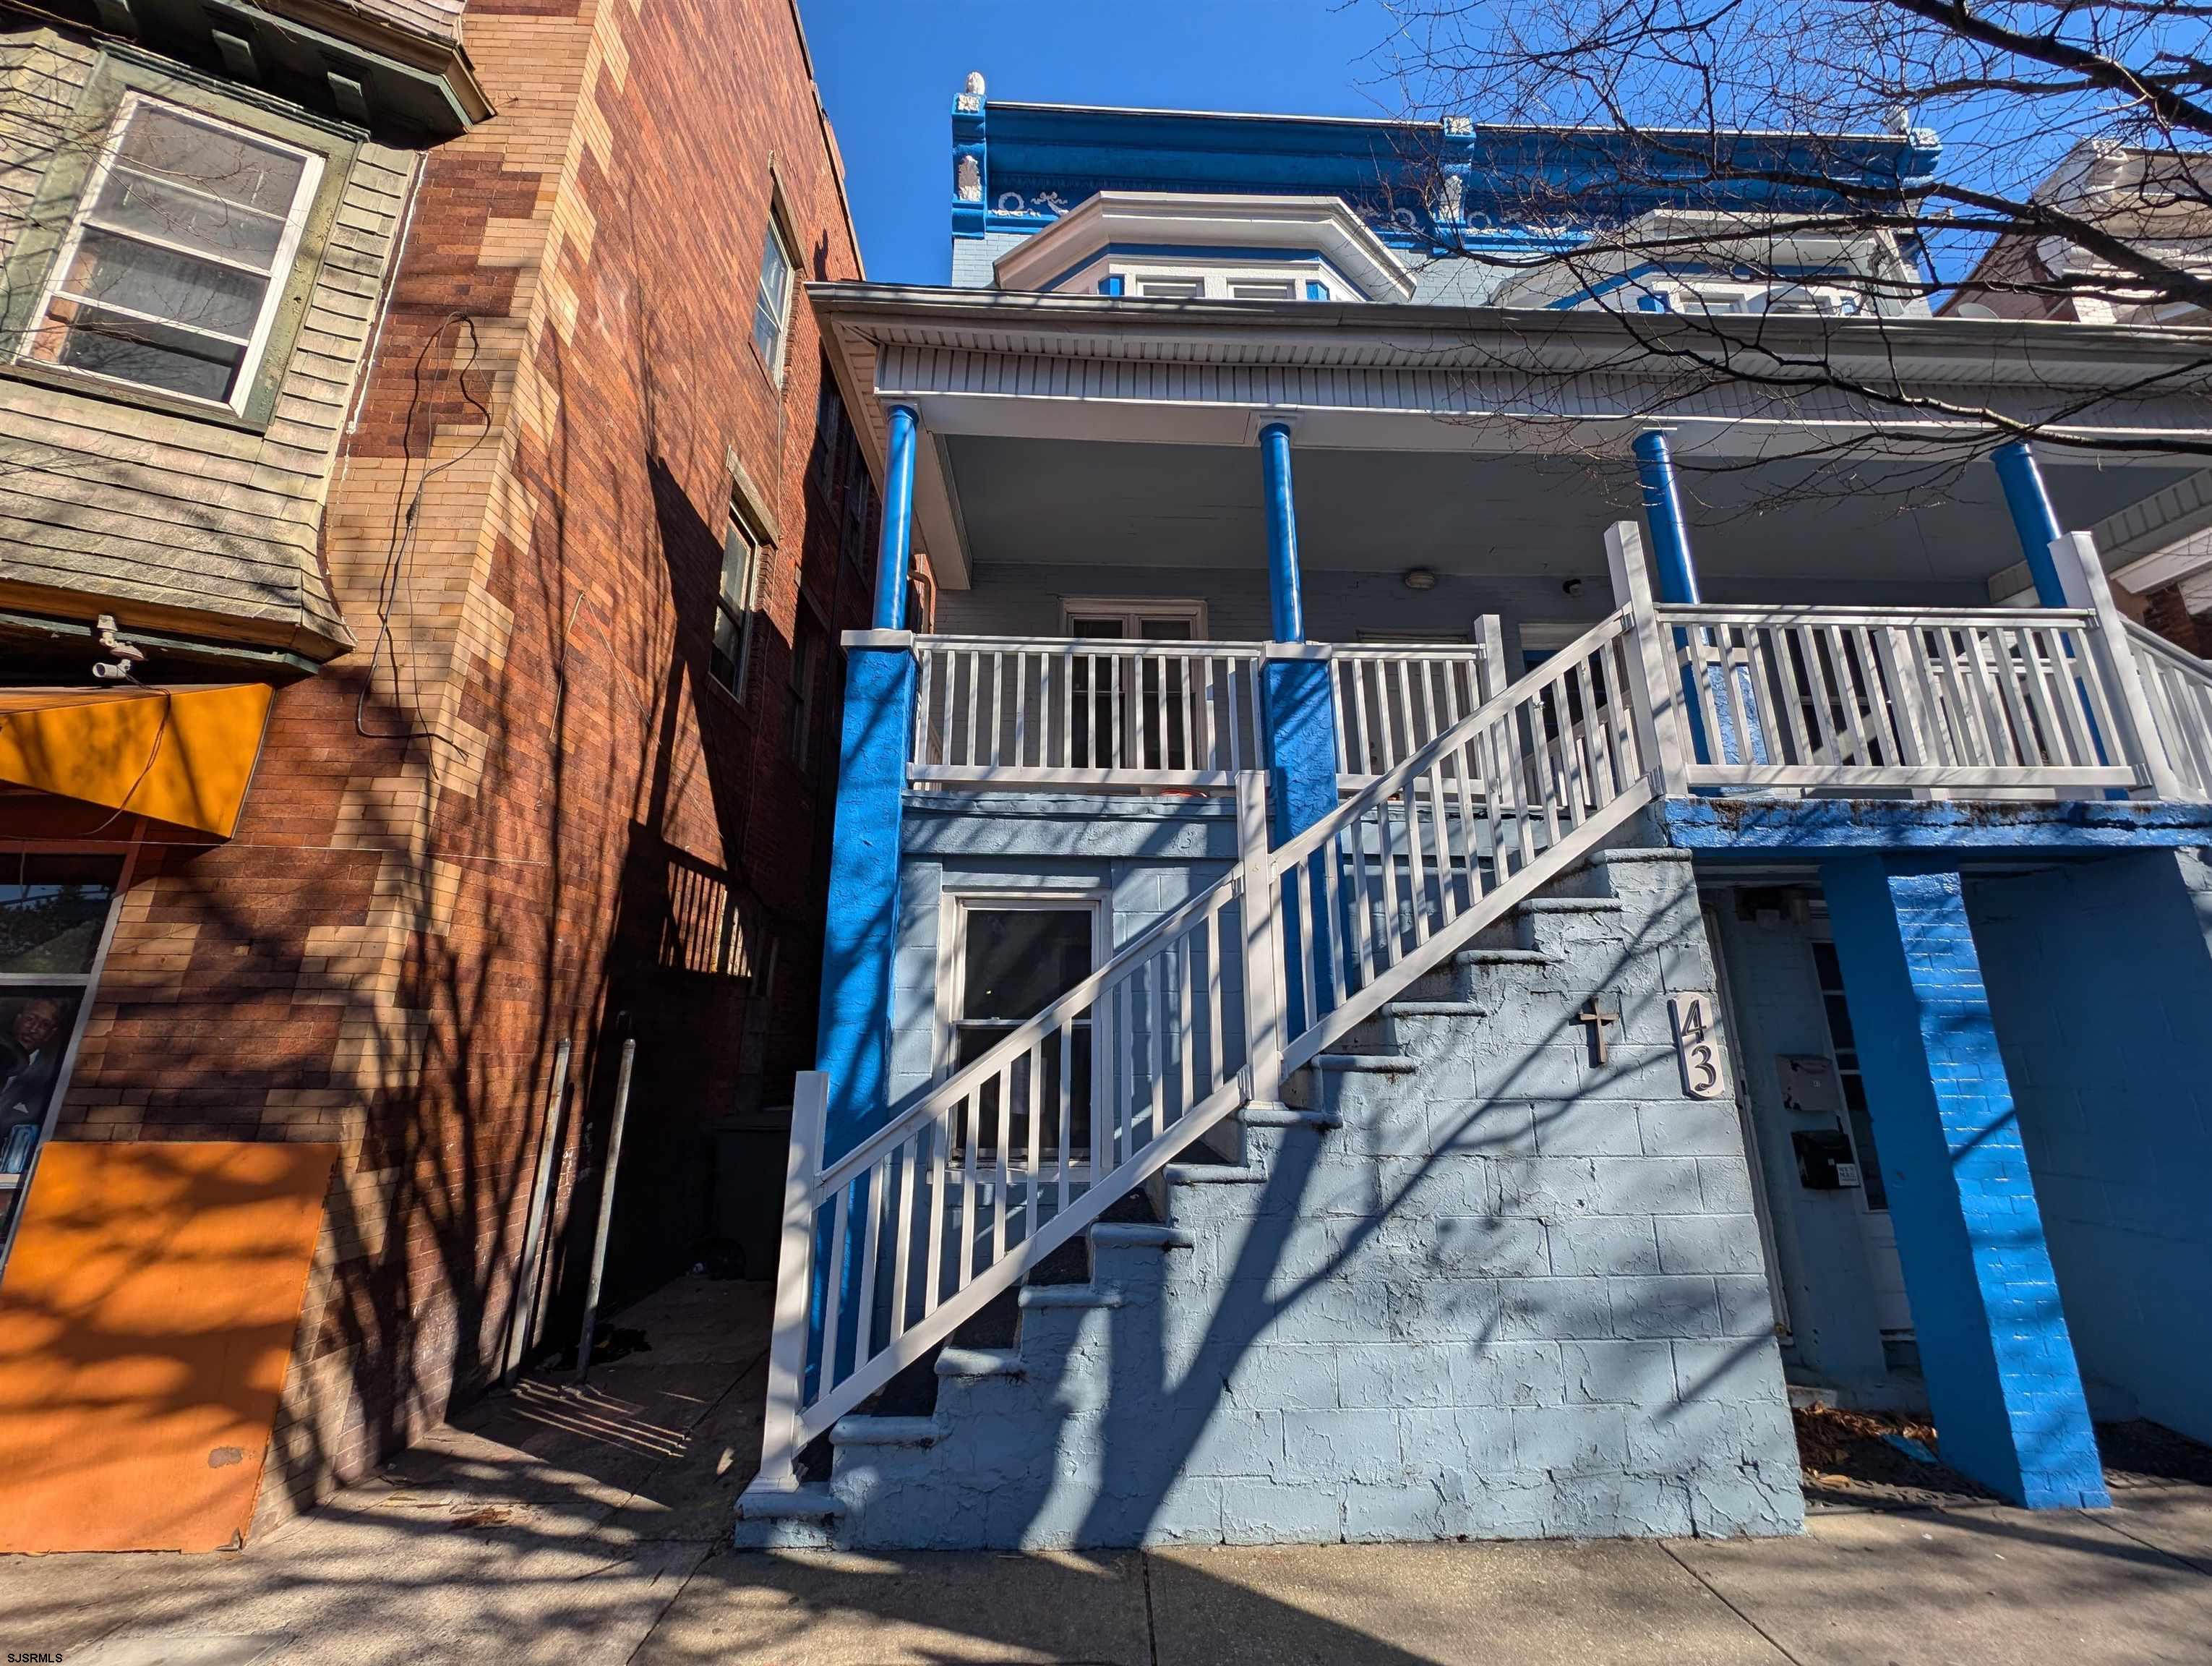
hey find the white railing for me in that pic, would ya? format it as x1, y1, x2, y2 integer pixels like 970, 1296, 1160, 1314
911, 636, 1263, 787
1332, 641, 1496, 782
748, 612, 1661, 1496
1274, 610, 1655, 1074
1657, 605, 2137, 793
2127, 620, 2212, 801
753, 798, 1261, 1487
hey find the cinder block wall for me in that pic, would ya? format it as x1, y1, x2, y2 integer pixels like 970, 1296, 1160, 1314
837, 828, 1804, 1546
1968, 850, 2212, 1445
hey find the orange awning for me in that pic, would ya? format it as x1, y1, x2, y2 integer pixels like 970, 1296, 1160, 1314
0, 683, 275, 839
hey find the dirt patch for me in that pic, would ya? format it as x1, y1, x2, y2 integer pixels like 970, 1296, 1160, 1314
2097, 1419, 2212, 1490
1795, 1406, 1997, 1510
1796, 1407, 2212, 1510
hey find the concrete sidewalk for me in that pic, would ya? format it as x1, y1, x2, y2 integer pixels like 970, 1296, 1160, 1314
4, 1276, 2208, 1665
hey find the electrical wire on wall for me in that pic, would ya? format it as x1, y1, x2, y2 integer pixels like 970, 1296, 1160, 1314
355, 310, 495, 757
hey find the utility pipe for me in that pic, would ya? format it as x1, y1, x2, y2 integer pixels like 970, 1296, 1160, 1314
573, 1038, 635, 1388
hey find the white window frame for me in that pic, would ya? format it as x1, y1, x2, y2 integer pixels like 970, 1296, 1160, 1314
1111, 261, 1331, 302
711, 510, 764, 703
752, 203, 797, 383
25, 90, 324, 414
1060, 597, 1209, 639
933, 888, 1107, 1089
1658, 278, 1865, 317
0, 845, 136, 1273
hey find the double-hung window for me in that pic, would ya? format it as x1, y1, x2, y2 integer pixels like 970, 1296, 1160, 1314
711, 511, 763, 699
26, 93, 322, 409
751, 208, 796, 380
942, 895, 1099, 1161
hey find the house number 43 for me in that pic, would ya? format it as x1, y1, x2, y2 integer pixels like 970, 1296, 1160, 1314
1668, 992, 1730, 1100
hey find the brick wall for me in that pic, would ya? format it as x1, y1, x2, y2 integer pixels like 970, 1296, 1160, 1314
57, 0, 869, 1523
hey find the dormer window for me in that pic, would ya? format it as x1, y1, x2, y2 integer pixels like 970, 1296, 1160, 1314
1652, 279, 1865, 317
993, 191, 1412, 304
1119, 267, 1321, 302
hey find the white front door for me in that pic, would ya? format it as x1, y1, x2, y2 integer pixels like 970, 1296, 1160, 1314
1809, 936, 1915, 1337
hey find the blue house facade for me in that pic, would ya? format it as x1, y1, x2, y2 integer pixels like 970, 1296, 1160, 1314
738, 82, 2212, 1549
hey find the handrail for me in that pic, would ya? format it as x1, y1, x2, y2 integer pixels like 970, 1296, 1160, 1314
2126, 617, 2212, 677
812, 872, 1245, 1199
1282, 608, 1635, 873
1657, 604, 2099, 628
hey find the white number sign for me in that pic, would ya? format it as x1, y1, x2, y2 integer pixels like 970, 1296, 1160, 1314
1668, 991, 1729, 1100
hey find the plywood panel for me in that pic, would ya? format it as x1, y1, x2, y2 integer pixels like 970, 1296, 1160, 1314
0, 1140, 336, 1552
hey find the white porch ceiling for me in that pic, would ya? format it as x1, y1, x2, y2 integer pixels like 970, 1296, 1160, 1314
939, 435, 2194, 594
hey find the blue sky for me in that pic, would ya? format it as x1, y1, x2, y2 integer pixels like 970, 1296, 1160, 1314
800, 0, 1407, 283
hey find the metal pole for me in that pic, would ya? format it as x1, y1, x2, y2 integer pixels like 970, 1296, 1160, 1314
501, 1036, 569, 1383
573, 1038, 635, 1388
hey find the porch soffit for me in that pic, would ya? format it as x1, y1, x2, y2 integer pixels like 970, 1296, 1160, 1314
818, 290, 2212, 454
812, 283, 2212, 586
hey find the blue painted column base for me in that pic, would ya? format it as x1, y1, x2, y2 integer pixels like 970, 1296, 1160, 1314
816, 633, 919, 1161
1820, 859, 2109, 1508
1261, 646, 1337, 845
1263, 645, 1339, 1041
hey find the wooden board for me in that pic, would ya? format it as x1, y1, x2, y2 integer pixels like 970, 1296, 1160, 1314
0, 1140, 336, 1552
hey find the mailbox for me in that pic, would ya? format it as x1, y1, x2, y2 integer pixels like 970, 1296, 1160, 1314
1791, 1127, 1860, 1190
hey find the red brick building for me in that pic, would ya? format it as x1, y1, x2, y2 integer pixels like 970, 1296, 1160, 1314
0, 0, 878, 1542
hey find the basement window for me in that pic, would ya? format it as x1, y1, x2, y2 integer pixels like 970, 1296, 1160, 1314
940, 894, 1100, 1159
23, 93, 322, 410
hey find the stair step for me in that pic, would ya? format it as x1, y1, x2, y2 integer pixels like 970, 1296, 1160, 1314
1091, 1222, 1195, 1250
831, 1414, 943, 1448
1383, 1000, 1490, 1017
735, 1484, 844, 1522
1018, 1283, 1126, 1309
1519, 896, 1626, 915
1455, 947, 1559, 966
1243, 1103, 1341, 1129
1314, 1052, 1418, 1072
1166, 1161, 1268, 1185
936, 1346, 1024, 1379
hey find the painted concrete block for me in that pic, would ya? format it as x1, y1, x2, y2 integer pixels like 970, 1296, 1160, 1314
1495, 1276, 1616, 1341
1653, 1215, 1768, 1276
1531, 1096, 1645, 1156
1449, 1339, 1568, 1409
1511, 1404, 1630, 1474
1221, 1480, 1343, 1544
1397, 1406, 1515, 1474
1550, 1216, 1661, 1277
1608, 1276, 1723, 1340
1671, 1338, 1791, 1405
1282, 1408, 1406, 1482
1561, 1339, 1678, 1406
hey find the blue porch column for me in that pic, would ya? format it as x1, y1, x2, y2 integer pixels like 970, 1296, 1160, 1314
818, 402, 922, 1163
1993, 441, 2070, 608
1819, 859, 2109, 1508
1256, 419, 1337, 845
1636, 430, 1749, 766
1633, 430, 1699, 605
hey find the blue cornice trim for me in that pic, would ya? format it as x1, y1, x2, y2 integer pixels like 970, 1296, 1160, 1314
1657, 796, 2212, 854
951, 97, 1941, 253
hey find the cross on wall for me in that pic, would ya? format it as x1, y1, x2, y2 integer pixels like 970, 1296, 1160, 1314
1575, 996, 1621, 1064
